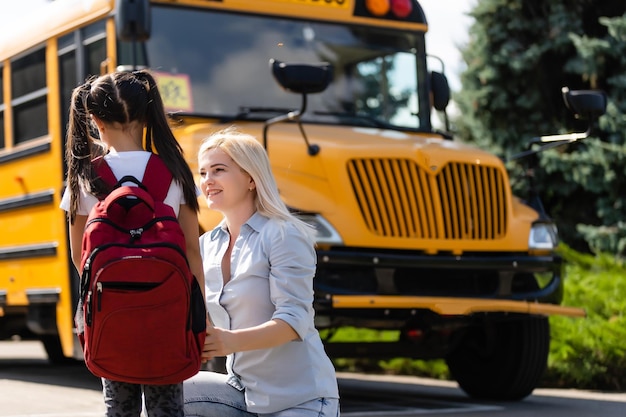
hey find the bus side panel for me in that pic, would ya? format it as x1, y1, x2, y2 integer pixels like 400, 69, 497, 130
0, 146, 74, 358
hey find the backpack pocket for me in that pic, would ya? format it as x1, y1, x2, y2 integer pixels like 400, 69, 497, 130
84, 257, 197, 383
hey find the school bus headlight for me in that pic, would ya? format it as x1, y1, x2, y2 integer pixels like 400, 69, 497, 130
529, 222, 559, 251
297, 214, 343, 245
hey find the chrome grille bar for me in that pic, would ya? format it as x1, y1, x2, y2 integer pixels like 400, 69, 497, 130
347, 159, 507, 240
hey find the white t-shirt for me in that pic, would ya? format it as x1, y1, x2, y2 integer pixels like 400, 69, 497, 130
60, 150, 184, 216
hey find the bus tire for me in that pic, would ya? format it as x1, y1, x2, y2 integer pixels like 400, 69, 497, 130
445, 315, 550, 401
41, 335, 77, 365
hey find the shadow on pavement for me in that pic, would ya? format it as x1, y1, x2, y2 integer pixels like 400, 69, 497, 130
0, 355, 102, 391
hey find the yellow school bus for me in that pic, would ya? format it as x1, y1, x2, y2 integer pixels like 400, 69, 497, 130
0, 0, 595, 400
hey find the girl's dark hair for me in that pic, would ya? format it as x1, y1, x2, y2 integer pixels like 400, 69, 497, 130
65, 70, 199, 223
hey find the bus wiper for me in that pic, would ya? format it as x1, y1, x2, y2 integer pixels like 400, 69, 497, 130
313, 111, 392, 129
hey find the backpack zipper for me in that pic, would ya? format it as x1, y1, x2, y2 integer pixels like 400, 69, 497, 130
86, 216, 178, 232
85, 216, 178, 244
96, 281, 160, 312
82, 243, 191, 326
80, 217, 187, 300
86, 290, 93, 326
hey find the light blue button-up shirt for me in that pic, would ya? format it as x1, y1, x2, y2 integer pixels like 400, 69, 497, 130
199, 212, 339, 414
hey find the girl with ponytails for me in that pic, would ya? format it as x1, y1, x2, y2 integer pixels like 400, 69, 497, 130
60, 70, 204, 417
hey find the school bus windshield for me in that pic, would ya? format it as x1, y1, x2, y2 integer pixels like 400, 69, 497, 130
118, 5, 429, 131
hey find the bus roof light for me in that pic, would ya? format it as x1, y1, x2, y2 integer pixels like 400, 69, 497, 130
365, 0, 390, 16
391, 0, 413, 18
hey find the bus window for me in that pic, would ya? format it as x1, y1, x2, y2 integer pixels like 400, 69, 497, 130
59, 20, 107, 119
353, 52, 418, 127
138, 5, 429, 130
58, 21, 107, 175
118, 39, 148, 70
59, 34, 78, 133
84, 23, 107, 76
11, 48, 48, 144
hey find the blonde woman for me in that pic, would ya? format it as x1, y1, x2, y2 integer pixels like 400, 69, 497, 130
184, 127, 340, 417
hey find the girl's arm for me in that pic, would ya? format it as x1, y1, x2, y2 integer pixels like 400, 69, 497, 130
178, 204, 205, 297
69, 215, 88, 270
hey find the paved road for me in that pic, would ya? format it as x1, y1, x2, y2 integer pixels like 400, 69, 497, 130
1, 340, 625, 416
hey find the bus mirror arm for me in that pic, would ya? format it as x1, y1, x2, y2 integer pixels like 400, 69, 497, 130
263, 93, 320, 157
504, 88, 607, 219
507, 129, 591, 162
506, 88, 607, 163
263, 59, 333, 157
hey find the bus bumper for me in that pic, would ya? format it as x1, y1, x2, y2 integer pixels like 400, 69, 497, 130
314, 249, 584, 317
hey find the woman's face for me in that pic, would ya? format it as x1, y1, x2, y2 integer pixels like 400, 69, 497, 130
198, 147, 255, 215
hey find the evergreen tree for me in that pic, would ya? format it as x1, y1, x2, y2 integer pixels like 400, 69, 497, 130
454, 0, 626, 255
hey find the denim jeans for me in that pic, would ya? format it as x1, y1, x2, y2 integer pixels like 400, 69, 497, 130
184, 371, 340, 417
261, 398, 340, 417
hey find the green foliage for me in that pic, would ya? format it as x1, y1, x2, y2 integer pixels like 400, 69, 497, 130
546, 244, 626, 390
326, 327, 450, 379
322, 327, 399, 343
454, 0, 626, 255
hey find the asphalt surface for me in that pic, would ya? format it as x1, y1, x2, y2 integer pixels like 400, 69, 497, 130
1, 340, 625, 417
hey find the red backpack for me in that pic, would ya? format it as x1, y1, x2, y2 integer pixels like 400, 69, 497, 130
77, 154, 206, 385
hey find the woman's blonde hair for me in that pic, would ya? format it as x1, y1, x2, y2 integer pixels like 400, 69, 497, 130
199, 126, 315, 242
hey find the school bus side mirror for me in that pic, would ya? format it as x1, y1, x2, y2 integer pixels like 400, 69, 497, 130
264, 60, 333, 156
561, 87, 607, 121
270, 59, 333, 95
430, 71, 450, 112
116, 0, 151, 42
507, 88, 608, 163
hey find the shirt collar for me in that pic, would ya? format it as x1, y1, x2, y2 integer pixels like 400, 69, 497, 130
246, 211, 268, 233
209, 211, 268, 241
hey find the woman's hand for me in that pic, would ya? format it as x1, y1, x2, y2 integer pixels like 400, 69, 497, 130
201, 323, 236, 361
201, 319, 299, 362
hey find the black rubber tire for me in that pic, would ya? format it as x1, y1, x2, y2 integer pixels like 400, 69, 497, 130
42, 268, 82, 365
41, 334, 76, 364
445, 316, 550, 401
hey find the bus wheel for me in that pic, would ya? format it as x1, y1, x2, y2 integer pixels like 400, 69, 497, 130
41, 335, 76, 365
445, 316, 549, 401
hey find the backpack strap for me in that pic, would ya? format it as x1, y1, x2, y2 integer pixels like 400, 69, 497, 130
92, 154, 173, 202
92, 156, 118, 200
141, 154, 173, 203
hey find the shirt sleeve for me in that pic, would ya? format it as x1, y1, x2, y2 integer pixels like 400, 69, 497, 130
59, 188, 70, 212
163, 179, 184, 217
59, 185, 98, 215
265, 222, 316, 340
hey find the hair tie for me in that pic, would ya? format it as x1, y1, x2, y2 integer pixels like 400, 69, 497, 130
132, 70, 151, 93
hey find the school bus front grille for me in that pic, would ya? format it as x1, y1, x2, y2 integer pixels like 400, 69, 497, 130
347, 159, 508, 240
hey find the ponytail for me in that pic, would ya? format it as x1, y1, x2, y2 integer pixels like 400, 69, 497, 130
134, 70, 199, 212
64, 81, 106, 223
